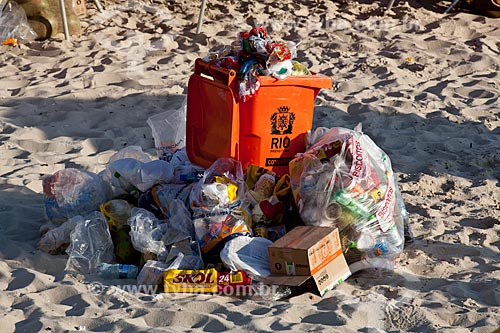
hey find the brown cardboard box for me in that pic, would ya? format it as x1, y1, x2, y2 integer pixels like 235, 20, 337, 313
266, 226, 351, 296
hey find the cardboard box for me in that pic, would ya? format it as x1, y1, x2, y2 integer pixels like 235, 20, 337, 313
164, 268, 219, 293
163, 269, 251, 293
266, 226, 351, 296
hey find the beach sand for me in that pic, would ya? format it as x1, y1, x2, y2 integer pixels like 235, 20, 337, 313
0, 0, 499, 331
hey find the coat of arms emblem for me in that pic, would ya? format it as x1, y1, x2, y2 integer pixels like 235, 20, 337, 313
270, 106, 295, 135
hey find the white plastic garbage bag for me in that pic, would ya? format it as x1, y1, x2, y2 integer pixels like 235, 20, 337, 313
220, 236, 272, 280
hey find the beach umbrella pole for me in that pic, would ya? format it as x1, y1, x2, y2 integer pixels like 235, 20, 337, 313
59, 0, 70, 41
444, 0, 461, 13
94, 0, 104, 12
196, 0, 207, 34
385, 0, 397, 13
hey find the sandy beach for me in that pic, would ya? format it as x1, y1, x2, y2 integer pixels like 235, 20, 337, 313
0, 0, 499, 332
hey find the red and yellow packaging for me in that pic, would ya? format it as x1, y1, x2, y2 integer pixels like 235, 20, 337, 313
217, 271, 252, 293
163, 269, 251, 293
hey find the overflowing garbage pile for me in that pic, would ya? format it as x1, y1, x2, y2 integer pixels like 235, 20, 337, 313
39, 145, 296, 294
39, 26, 412, 298
39, 124, 412, 298
203, 26, 312, 101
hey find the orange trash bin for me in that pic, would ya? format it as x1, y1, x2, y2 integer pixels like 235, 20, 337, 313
186, 58, 332, 176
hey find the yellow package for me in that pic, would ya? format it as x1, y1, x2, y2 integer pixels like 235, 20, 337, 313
214, 175, 239, 202
245, 165, 275, 190
164, 269, 218, 293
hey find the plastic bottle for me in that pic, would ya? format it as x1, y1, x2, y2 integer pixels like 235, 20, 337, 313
97, 263, 139, 279
333, 190, 375, 220
370, 237, 402, 258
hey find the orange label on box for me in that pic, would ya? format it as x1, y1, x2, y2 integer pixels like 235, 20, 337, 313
310, 248, 343, 276
309, 235, 332, 269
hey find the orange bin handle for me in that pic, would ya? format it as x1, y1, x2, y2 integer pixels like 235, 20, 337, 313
194, 58, 238, 87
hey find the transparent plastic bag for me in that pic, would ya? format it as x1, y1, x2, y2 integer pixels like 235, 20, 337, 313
147, 97, 187, 161
39, 215, 84, 253
0, 0, 37, 43
166, 252, 204, 270
193, 213, 252, 255
220, 236, 272, 280
190, 158, 247, 212
151, 183, 196, 218
158, 148, 204, 184
128, 208, 168, 259
101, 146, 153, 196
65, 212, 115, 275
100, 199, 141, 265
189, 158, 252, 255
161, 199, 196, 246
101, 159, 171, 197
108, 145, 152, 164
164, 237, 204, 270
101, 150, 203, 198
100, 199, 133, 230
137, 260, 170, 286
43, 168, 112, 225
290, 124, 408, 271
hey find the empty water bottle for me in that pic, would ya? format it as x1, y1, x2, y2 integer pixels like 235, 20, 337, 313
97, 263, 139, 279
